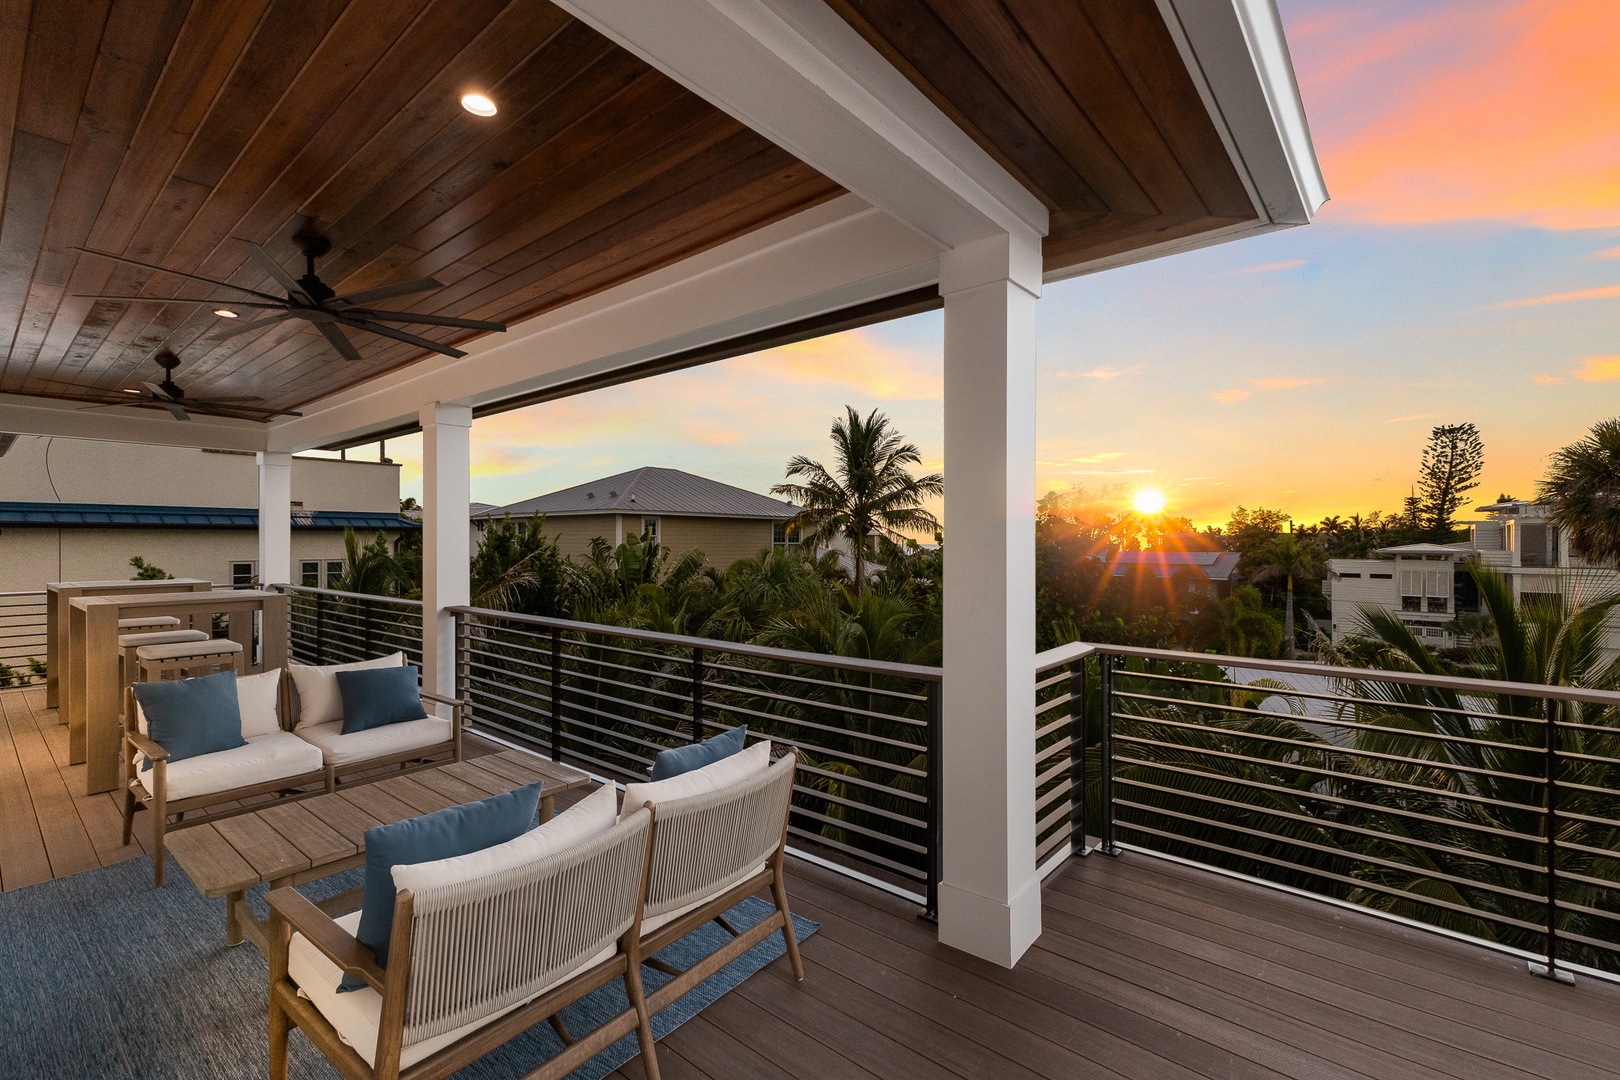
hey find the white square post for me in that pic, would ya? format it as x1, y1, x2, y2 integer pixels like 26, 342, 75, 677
937, 231, 1043, 967
420, 403, 472, 700
256, 451, 293, 587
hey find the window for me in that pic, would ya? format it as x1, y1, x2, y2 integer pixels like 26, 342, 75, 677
1369, 573, 1393, 580
773, 521, 801, 548
1401, 596, 1422, 612
300, 560, 320, 587
1426, 596, 1448, 613
641, 516, 660, 543
1337, 572, 1361, 579
230, 561, 256, 588
326, 560, 344, 588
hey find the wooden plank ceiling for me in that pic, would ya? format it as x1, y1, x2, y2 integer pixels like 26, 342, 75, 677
0, 0, 842, 415
0, 0, 1254, 420
829, 0, 1258, 271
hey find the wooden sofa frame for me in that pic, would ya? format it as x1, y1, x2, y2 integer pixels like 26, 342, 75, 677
267, 807, 663, 1080
121, 679, 467, 887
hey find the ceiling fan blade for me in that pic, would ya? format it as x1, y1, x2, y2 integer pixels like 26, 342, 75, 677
72, 295, 288, 309
140, 381, 177, 401
74, 249, 286, 303
162, 400, 190, 422
347, 310, 507, 332
235, 239, 313, 303
334, 315, 466, 359
313, 320, 364, 362
332, 278, 444, 306
188, 394, 265, 403
211, 312, 291, 340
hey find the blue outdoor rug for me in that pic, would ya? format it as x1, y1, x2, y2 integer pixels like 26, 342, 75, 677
0, 854, 816, 1079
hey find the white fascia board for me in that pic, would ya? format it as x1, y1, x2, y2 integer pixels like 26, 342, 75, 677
0, 394, 269, 451
268, 196, 939, 452
1158, 0, 1328, 226
554, 0, 1047, 249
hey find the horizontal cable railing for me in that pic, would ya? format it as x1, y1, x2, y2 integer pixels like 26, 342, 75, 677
274, 585, 422, 670
451, 606, 943, 914
0, 590, 47, 688
1037, 641, 1620, 981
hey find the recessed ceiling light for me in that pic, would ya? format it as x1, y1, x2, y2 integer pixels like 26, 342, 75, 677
122, 388, 141, 394
461, 92, 497, 117
213, 308, 239, 318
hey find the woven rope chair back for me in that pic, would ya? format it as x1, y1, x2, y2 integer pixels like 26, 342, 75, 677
642, 751, 796, 919
399, 808, 652, 1045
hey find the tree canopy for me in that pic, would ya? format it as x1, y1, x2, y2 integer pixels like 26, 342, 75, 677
1539, 416, 1620, 567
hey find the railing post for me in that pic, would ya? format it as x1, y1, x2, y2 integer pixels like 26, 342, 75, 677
1069, 655, 1087, 856
453, 610, 467, 710
549, 627, 563, 763
314, 591, 326, 665
690, 646, 706, 743
1535, 696, 1569, 982
923, 679, 943, 922
362, 597, 374, 658
1100, 654, 1119, 856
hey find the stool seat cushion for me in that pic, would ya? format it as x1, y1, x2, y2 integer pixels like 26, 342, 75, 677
295, 717, 453, 768
119, 629, 209, 649
135, 730, 322, 801
134, 638, 244, 663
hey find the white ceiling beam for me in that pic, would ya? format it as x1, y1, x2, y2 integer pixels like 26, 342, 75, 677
0, 394, 269, 451
267, 196, 939, 452
553, 0, 1048, 250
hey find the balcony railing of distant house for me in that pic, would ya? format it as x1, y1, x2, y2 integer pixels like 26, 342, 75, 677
0, 590, 48, 688
1035, 641, 1620, 982
449, 607, 944, 914
276, 584, 423, 670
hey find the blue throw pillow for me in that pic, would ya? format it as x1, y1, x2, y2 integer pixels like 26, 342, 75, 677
335, 665, 427, 734
132, 671, 244, 772
650, 723, 747, 780
342, 781, 542, 991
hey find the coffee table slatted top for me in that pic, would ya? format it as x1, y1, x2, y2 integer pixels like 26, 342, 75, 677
167, 751, 592, 900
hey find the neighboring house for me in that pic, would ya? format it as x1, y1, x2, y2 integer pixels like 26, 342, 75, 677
474, 467, 799, 569
1325, 499, 1620, 654
1108, 550, 1242, 599
0, 435, 414, 591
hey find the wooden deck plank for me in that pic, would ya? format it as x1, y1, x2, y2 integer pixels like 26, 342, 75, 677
2, 688, 99, 880
22, 690, 144, 869
0, 692, 54, 890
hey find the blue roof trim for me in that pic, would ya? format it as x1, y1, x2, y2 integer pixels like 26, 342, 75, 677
0, 502, 419, 530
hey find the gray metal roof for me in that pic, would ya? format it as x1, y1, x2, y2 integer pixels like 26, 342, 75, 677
0, 502, 417, 530
476, 467, 799, 521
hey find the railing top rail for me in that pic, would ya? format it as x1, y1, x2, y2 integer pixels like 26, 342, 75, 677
272, 583, 423, 608
450, 605, 943, 683
1034, 641, 1097, 672
1074, 641, 1620, 709
0, 590, 47, 600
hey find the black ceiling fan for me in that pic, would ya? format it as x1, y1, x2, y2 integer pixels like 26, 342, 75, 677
63, 350, 302, 423
74, 225, 508, 362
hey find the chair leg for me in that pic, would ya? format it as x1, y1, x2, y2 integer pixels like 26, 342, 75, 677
152, 816, 166, 888
269, 992, 290, 1080
771, 874, 804, 982
121, 790, 136, 846
624, 964, 661, 1080
546, 1013, 574, 1045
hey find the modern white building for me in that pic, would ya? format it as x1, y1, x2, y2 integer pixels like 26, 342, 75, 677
1325, 500, 1620, 653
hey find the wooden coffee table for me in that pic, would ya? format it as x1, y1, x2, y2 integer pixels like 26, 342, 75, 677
164, 750, 592, 952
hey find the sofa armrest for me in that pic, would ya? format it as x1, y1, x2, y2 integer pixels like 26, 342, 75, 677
267, 887, 387, 993
124, 729, 169, 763
418, 689, 464, 714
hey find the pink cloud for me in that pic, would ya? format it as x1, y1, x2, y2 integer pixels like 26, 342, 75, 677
1288, 0, 1620, 229
1485, 283, 1620, 309
1223, 259, 1308, 276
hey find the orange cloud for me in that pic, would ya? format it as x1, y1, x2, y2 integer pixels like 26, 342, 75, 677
1486, 283, 1620, 309
1572, 355, 1620, 381
1296, 0, 1620, 229
1594, 244, 1620, 259
1252, 377, 1328, 390
1533, 373, 1565, 385
1213, 388, 1252, 404
1385, 412, 1438, 424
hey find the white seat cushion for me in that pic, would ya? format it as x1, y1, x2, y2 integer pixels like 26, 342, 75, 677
288, 653, 405, 729
289, 910, 610, 1068
137, 731, 323, 802
296, 717, 453, 768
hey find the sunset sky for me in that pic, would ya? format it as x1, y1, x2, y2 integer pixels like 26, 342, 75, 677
384, 0, 1620, 532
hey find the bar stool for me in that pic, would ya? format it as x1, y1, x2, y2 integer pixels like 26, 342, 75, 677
135, 638, 245, 684
119, 615, 183, 632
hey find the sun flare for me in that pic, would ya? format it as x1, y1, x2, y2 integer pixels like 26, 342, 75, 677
1132, 487, 1167, 515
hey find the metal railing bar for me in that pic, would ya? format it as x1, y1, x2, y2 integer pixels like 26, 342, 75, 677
787, 805, 929, 854
702, 657, 931, 703
701, 676, 929, 726
783, 826, 926, 881
277, 584, 423, 608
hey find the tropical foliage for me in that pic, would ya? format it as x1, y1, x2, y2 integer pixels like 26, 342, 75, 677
1539, 416, 1620, 567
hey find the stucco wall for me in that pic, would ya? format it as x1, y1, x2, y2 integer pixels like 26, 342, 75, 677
0, 528, 372, 592
0, 435, 399, 511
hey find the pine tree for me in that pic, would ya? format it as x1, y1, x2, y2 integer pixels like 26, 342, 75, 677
1415, 423, 1483, 539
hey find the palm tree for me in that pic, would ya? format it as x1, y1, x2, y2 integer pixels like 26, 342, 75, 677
1247, 533, 1325, 658
331, 528, 404, 596
1539, 417, 1620, 567
772, 407, 943, 593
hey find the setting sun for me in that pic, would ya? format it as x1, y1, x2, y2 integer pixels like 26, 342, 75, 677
1132, 487, 1167, 515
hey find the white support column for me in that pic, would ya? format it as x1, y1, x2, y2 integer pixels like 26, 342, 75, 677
420, 403, 472, 701
256, 452, 293, 587
937, 230, 1043, 967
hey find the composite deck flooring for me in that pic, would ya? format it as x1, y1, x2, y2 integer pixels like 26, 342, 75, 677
3, 688, 1616, 1079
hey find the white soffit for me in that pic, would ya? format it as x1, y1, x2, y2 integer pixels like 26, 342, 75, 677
0, 393, 269, 451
